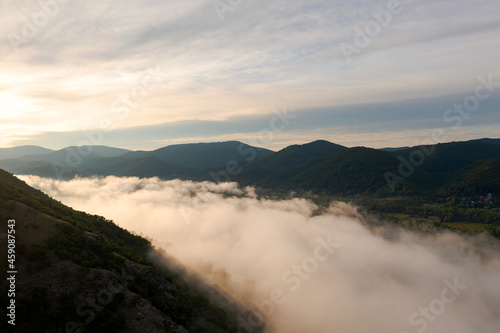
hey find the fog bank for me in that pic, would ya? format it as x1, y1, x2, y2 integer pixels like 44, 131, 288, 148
21, 175, 500, 333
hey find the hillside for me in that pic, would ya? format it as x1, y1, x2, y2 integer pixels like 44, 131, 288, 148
0, 159, 80, 180
0, 156, 192, 181
441, 155, 500, 195
78, 155, 192, 178
0, 142, 273, 179
233, 139, 500, 197
1, 138, 500, 198
244, 140, 345, 171
391, 140, 500, 180
0, 169, 253, 333
0, 146, 55, 160
479, 138, 500, 145
286, 147, 434, 195
131, 141, 274, 170
379, 147, 410, 152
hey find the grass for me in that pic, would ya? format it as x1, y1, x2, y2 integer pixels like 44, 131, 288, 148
443, 222, 491, 232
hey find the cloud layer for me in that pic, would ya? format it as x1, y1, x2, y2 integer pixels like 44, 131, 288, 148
1, 0, 500, 148
20, 175, 500, 333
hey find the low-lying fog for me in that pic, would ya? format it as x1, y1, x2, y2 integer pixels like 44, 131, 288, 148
21, 175, 500, 333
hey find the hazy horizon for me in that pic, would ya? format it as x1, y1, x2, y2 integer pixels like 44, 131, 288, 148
1, 136, 499, 152
1, 0, 500, 150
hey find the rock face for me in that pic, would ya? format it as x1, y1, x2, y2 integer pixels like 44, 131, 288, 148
131, 298, 188, 333
124, 259, 177, 292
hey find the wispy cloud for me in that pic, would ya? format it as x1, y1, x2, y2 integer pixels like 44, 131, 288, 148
1, 0, 499, 148
15, 90, 500, 150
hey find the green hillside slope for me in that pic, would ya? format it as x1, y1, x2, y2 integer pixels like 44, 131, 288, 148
441, 155, 500, 195
392, 140, 500, 180
0, 170, 252, 333
287, 147, 434, 195
245, 140, 345, 171
145, 141, 274, 170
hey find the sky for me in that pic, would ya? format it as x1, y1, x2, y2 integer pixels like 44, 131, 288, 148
1, 0, 499, 150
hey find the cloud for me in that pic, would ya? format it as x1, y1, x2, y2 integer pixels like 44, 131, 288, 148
1, 0, 500, 148
15, 90, 500, 150
20, 175, 500, 333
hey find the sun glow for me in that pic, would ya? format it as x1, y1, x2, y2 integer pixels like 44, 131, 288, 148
0, 92, 33, 118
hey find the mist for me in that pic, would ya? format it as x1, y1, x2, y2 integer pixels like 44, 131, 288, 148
20, 175, 500, 333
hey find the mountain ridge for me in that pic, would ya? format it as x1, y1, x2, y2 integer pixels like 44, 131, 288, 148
0, 145, 55, 160
0, 138, 499, 196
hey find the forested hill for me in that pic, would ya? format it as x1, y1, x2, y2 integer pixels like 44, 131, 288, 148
0, 169, 254, 333
233, 139, 500, 197
1, 138, 500, 197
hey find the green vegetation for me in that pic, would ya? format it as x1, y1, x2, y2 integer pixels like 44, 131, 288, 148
394, 140, 500, 178
147, 141, 273, 170
440, 155, 500, 196
234, 140, 500, 197
0, 138, 499, 332
0, 169, 248, 333
2, 139, 500, 199
0, 141, 273, 180
4, 138, 497, 237
243, 140, 346, 170
306, 194, 500, 237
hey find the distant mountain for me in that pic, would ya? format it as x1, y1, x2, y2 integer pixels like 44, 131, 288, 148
0, 142, 271, 180
126, 141, 274, 170
244, 140, 345, 170
285, 147, 433, 195
0, 156, 192, 180
1, 138, 500, 197
0, 159, 80, 180
478, 138, 500, 145
79, 155, 191, 178
380, 147, 410, 152
0, 169, 252, 332
16, 145, 131, 163
392, 140, 500, 179
234, 139, 500, 196
380, 138, 500, 152
0, 145, 54, 160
